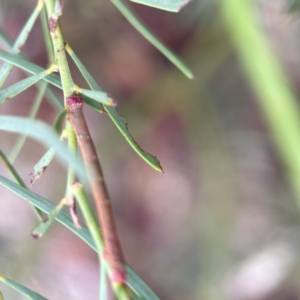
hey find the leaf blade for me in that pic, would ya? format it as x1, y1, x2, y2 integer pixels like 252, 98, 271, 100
0, 274, 48, 300
0, 50, 100, 111
0, 69, 52, 103
0, 176, 161, 300
110, 0, 194, 78
0, 0, 44, 87
130, 0, 190, 12
67, 46, 163, 172
0, 116, 86, 183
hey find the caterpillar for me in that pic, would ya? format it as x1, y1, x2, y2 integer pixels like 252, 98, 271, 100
67, 96, 126, 283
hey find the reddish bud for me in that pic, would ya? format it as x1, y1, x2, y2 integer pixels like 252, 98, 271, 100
111, 270, 126, 284
66, 96, 84, 110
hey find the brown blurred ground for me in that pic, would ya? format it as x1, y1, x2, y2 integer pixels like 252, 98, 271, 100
1, 0, 300, 299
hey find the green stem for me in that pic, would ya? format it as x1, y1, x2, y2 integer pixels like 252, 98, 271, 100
45, 0, 74, 100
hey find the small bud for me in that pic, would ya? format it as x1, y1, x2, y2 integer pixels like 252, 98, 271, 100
66, 96, 84, 110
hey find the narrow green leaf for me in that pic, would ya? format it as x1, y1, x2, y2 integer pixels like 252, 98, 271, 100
0, 50, 102, 112
100, 262, 108, 300
0, 69, 52, 103
32, 198, 66, 238
0, 50, 162, 172
54, 0, 63, 18
0, 28, 14, 48
221, 0, 300, 208
0, 150, 27, 188
107, 107, 163, 172
78, 88, 115, 106
0, 176, 161, 300
29, 109, 66, 184
130, 0, 190, 12
9, 81, 48, 163
67, 46, 163, 172
30, 148, 56, 184
0, 29, 62, 111
0, 116, 86, 183
66, 44, 102, 92
0, 274, 47, 300
0, 0, 44, 87
0, 291, 3, 300
0, 150, 43, 219
110, 0, 193, 79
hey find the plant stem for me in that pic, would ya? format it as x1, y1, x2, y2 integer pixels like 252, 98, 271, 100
45, 0, 74, 100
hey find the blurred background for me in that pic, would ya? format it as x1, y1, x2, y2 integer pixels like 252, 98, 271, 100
1, 0, 300, 299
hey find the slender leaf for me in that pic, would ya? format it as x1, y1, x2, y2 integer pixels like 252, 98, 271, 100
32, 198, 66, 238
0, 50, 101, 112
0, 0, 44, 87
0, 69, 53, 103
0, 29, 13, 48
221, 0, 300, 206
9, 81, 48, 163
100, 262, 108, 300
0, 150, 43, 219
78, 88, 115, 106
0, 29, 62, 111
67, 46, 163, 172
0, 51, 162, 171
130, 0, 191, 12
30, 147, 56, 184
0, 176, 161, 300
0, 274, 48, 300
30, 109, 66, 184
0, 150, 26, 188
66, 44, 102, 92
0, 116, 86, 183
110, 0, 194, 79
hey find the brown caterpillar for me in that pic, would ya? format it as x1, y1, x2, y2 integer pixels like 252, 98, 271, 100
66, 96, 126, 283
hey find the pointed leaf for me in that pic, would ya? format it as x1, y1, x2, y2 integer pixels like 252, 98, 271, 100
0, 50, 101, 112
78, 88, 115, 106
0, 116, 86, 183
0, 176, 161, 300
0, 69, 52, 103
110, 0, 193, 78
30, 109, 66, 184
0, 150, 43, 219
30, 147, 56, 184
130, 0, 191, 12
67, 46, 163, 172
9, 81, 48, 163
32, 198, 66, 238
0, 274, 48, 300
0, 0, 44, 87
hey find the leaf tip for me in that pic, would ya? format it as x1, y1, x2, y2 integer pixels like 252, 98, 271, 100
31, 231, 42, 239
178, 0, 193, 12
108, 98, 117, 106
